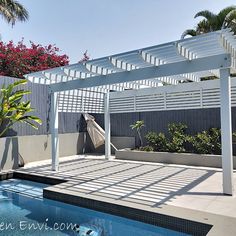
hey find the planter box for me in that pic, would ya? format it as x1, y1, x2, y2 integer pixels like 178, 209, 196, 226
116, 149, 236, 169
85, 136, 135, 154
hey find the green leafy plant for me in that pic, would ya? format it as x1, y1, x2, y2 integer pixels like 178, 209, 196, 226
189, 131, 212, 154
145, 123, 188, 153
181, 6, 236, 39
190, 128, 221, 154
0, 0, 29, 26
130, 120, 145, 147
166, 123, 188, 153
209, 128, 221, 154
0, 79, 42, 137
139, 145, 154, 152
145, 131, 168, 152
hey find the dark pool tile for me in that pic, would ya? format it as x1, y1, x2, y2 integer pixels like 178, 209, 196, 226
44, 188, 212, 236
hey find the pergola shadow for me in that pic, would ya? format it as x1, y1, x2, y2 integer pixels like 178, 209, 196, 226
17, 158, 220, 208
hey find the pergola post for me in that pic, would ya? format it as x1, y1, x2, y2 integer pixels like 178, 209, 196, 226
104, 92, 111, 159
220, 68, 234, 195
50, 91, 59, 171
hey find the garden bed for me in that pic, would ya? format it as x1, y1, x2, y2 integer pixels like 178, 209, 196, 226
115, 149, 236, 169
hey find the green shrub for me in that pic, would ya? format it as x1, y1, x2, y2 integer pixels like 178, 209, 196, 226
145, 131, 168, 151
209, 128, 221, 154
166, 123, 188, 153
139, 145, 154, 152
144, 123, 223, 155
189, 131, 212, 154
190, 128, 221, 154
145, 123, 188, 153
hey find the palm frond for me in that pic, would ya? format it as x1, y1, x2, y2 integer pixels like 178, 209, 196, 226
195, 10, 216, 21
181, 29, 197, 39
218, 6, 236, 19
196, 19, 212, 33
222, 9, 236, 33
217, 6, 236, 29
0, 0, 29, 25
0, 4, 14, 23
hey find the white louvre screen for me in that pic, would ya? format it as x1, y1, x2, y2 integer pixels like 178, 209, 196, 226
109, 77, 236, 113
58, 90, 104, 113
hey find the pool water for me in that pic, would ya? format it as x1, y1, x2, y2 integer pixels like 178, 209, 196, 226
0, 179, 190, 236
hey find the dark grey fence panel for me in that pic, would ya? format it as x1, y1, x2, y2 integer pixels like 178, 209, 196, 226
139, 109, 222, 136
0, 76, 82, 137
92, 113, 139, 136
93, 108, 236, 147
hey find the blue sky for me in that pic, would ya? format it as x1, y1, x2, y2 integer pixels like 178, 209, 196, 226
1, 0, 236, 63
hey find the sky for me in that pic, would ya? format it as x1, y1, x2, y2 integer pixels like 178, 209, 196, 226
1, 0, 236, 63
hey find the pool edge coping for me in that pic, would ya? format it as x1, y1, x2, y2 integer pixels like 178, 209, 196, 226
1, 170, 235, 236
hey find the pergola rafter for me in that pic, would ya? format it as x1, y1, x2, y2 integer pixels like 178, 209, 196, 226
25, 29, 236, 195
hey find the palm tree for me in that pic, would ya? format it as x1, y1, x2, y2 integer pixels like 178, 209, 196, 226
0, 0, 29, 26
130, 120, 145, 147
181, 6, 236, 39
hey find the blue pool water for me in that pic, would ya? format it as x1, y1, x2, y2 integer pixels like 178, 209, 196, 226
0, 179, 190, 236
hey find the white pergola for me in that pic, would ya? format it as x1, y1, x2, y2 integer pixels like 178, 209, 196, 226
25, 29, 236, 195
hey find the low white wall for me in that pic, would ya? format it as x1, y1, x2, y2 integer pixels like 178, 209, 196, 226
0, 134, 135, 171
116, 150, 236, 169
0, 137, 18, 171
0, 133, 85, 171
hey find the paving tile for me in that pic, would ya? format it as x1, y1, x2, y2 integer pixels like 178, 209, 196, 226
16, 155, 236, 219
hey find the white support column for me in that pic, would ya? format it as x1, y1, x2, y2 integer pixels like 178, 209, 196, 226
220, 68, 234, 195
104, 92, 111, 159
50, 91, 59, 171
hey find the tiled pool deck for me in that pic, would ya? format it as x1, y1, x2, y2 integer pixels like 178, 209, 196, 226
12, 155, 236, 235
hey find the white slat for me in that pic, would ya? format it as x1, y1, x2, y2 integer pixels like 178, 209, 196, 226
109, 77, 236, 113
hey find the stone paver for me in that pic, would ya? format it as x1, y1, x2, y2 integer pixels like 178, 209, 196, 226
18, 155, 236, 218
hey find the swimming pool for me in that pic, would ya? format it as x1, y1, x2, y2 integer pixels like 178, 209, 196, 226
0, 179, 190, 236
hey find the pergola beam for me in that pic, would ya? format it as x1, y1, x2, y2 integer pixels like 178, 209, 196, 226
49, 53, 231, 93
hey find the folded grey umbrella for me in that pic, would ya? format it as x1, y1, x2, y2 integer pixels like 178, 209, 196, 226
83, 113, 117, 150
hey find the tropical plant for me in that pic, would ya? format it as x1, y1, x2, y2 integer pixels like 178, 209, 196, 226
181, 6, 236, 39
130, 120, 145, 147
0, 0, 29, 26
0, 79, 42, 137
